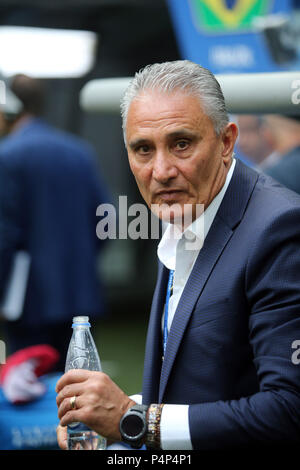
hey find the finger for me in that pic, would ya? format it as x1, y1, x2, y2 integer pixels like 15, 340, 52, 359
56, 382, 85, 408
58, 394, 82, 420
56, 425, 68, 450
59, 408, 85, 428
55, 369, 91, 393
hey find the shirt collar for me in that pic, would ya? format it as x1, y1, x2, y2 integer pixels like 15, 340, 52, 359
157, 158, 236, 270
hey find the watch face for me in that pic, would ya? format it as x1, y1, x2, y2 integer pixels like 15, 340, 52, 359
123, 413, 144, 438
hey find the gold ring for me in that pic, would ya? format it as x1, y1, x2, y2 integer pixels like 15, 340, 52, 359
70, 396, 77, 410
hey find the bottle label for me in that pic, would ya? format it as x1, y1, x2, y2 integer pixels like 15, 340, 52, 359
68, 422, 91, 432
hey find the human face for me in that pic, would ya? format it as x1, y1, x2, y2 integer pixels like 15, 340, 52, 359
237, 115, 272, 164
126, 90, 237, 227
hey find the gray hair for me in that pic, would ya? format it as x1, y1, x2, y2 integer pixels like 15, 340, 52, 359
120, 60, 229, 141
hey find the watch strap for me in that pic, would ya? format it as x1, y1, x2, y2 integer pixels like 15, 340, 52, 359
145, 403, 164, 449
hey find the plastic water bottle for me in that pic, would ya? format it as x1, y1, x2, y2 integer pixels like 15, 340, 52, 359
65, 316, 107, 450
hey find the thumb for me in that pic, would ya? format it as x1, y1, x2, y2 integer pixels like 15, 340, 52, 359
57, 425, 68, 450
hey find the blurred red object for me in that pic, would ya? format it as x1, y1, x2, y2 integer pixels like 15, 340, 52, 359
0, 345, 59, 404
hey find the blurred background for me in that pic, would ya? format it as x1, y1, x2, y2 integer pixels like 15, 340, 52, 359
0, 0, 182, 397
0, 1, 299, 450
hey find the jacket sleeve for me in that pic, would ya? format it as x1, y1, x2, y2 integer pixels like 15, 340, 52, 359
0, 157, 22, 297
189, 207, 300, 449
85, 146, 114, 249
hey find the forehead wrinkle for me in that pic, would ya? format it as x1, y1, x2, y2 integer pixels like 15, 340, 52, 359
128, 94, 202, 124
132, 110, 188, 126
129, 109, 205, 130
128, 116, 207, 143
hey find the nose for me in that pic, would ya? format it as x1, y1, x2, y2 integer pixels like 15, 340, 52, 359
152, 151, 178, 184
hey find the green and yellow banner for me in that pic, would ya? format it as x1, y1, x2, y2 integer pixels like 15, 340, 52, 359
189, 0, 270, 32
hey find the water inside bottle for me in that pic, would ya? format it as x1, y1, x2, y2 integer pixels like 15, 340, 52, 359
68, 429, 106, 450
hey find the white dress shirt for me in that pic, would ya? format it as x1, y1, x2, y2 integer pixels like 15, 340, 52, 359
157, 158, 236, 450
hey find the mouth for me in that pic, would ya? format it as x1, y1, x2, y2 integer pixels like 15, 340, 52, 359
155, 189, 185, 202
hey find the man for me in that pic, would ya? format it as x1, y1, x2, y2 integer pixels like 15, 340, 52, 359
262, 114, 300, 193
236, 114, 274, 169
56, 61, 300, 449
0, 74, 110, 371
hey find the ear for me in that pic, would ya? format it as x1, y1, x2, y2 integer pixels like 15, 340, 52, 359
221, 122, 239, 163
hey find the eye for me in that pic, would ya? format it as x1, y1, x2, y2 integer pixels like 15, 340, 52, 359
136, 144, 151, 155
174, 140, 189, 151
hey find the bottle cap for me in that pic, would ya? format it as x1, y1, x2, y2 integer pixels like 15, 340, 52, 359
72, 316, 91, 327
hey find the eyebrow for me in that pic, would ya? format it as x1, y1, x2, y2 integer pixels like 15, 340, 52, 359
128, 138, 150, 150
166, 129, 196, 140
128, 129, 196, 149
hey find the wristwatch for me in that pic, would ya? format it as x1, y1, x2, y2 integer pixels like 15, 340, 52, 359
119, 404, 148, 448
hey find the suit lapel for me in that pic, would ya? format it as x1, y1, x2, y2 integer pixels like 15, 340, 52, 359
159, 159, 259, 402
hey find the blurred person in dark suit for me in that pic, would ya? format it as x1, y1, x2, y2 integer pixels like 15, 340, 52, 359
262, 114, 300, 193
236, 114, 274, 169
0, 74, 110, 371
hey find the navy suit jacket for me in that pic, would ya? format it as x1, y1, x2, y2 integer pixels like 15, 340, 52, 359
0, 118, 110, 326
142, 159, 300, 449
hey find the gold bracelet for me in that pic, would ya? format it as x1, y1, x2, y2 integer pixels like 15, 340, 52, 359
145, 403, 164, 449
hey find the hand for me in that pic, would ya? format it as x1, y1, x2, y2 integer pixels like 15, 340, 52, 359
56, 369, 136, 442
56, 424, 68, 450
